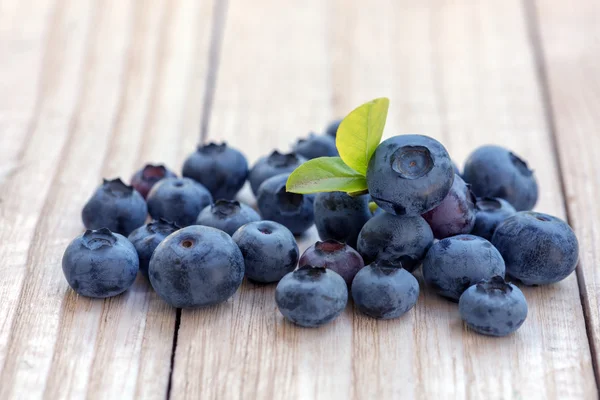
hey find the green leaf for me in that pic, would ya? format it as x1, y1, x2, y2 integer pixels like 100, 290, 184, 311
336, 97, 389, 176
286, 157, 368, 194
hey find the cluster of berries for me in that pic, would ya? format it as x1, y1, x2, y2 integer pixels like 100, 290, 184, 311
62, 118, 578, 337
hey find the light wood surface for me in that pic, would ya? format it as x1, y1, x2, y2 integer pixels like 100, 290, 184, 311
0, 0, 598, 399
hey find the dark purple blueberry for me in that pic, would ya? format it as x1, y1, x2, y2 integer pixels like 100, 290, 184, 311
423, 234, 506, 301
459, 276, 528, 337
357, 212, 433, 272
492, 212, 578, 285
232, 220, 299, 283
292, 133, 338, 160
367, 135, 454, 216
182, 142, 248, 200
351, 263, 419, 319
313, 192, 371, 248
256, 174, 314, 235
62, 228, 139, 298
82, 178, 148, 236
422, 175, 477, 239
275, 265, 348, 328
325, 119, 342, 138
149, 225, 244, 308
146, 177, 212, 227
463, 145, 538, 211
128, 219, 180, 276
196, 199, 261, 236
471, 197, 517, 240
130, 164, 177, 199
249, 151, 306, 196
298, 240, 365, 286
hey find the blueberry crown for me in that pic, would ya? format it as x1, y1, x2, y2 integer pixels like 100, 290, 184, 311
147, 218, 180, 235
295, 265, 327, 280
267, 150, 300, 168
82, 228, 117, 250
212, 199, 241, 217
197, 142, 227, 154
475, 276, 513, 295
102, 178, 134, 197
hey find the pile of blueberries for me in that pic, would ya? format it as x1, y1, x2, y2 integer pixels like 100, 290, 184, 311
62, 119, 579, 337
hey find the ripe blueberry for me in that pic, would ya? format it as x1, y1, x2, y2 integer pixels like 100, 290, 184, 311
128, 219, 179, 276
492, 212, 578, 285
471, 197, 516, 241
196, 199, 261, 236
292, 133, 338, 160
463, 145, 538, 211
248, 151, 306, 196
82, 178, 148, 236
130, 164, 177, 199
62, 228, 139, 298
146, 177, 212, 227
367, 135, 454, 215
275, 265, 348, 328
298, 240, 365, 286
459, 276, 528, 337
232, 220, 299, 283
423, 234, 505, 301
149, 225, 244, 308
313, 192, 371, 248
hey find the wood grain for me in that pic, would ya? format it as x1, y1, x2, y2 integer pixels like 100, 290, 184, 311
0, 0, 216, 399
529, 0, 600, 385
170, 0, 597, 399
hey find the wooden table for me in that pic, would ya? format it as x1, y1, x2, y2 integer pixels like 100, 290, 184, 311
1, 0, 599, 398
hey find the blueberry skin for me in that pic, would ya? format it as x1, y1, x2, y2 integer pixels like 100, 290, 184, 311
149, 225, 245, 308
492, 212, 578, 285
182, 143, 248, 200
351, 264, 419, 319
463, 145, 538, 211
459, 276, 528, 337
197, 199, 261, 236
292, 133, 339, 160
313, 192, 371, 248
422, 174, 476, 239
249, 151, 306, 196
130, 164, 177, 199
325, 119, 342, 138
299, 240, 365, 286
82, 178, 148, 236
471, 197, 517, 241
256, 174, 314, 235
232, 220, 299, 283
275, 266, 348, 328
128, 219, 180, 276
357, 212, 433, 272
62, 228, 139, 298
147, 177, 213, 228
367, 135, 454, 216
423, 234, 506, 301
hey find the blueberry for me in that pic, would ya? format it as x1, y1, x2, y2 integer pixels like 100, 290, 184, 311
128, 219, 179, 276
82, 178, 148, 236
298, 240, 365, 286
422, 175, 477, 239
62, 228, 139, 298
325, 119, 342, 138
351, 263, 419, 319
459, 276, 528, 337
492, 212, 578, 285
313, 192, 371, 248
256, 174, 314, 235
471, 197, 516, 241
463, 145, 538, 211
367, 135, 454, 215
182, 142, 248, 200
292, 133, 338, 160
146, 177, 213, 227
232, 220, 299, 283
275, 265, 348, 327
130, 164, 177, 199
423, 234, 505, 301
248, 151, 306, 196
357, 212, 433, 272
149, 225, 244, 308
196, 199, 261, 236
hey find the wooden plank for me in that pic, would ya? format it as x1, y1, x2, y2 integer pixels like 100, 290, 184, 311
529, 0, 600, 384
172, 0, 597, 399
0, 0, 215, 399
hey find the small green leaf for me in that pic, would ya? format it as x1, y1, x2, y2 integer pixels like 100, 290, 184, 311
336, 97, 389, 176
286, 157, 367, 194
368, 201, 379, 214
